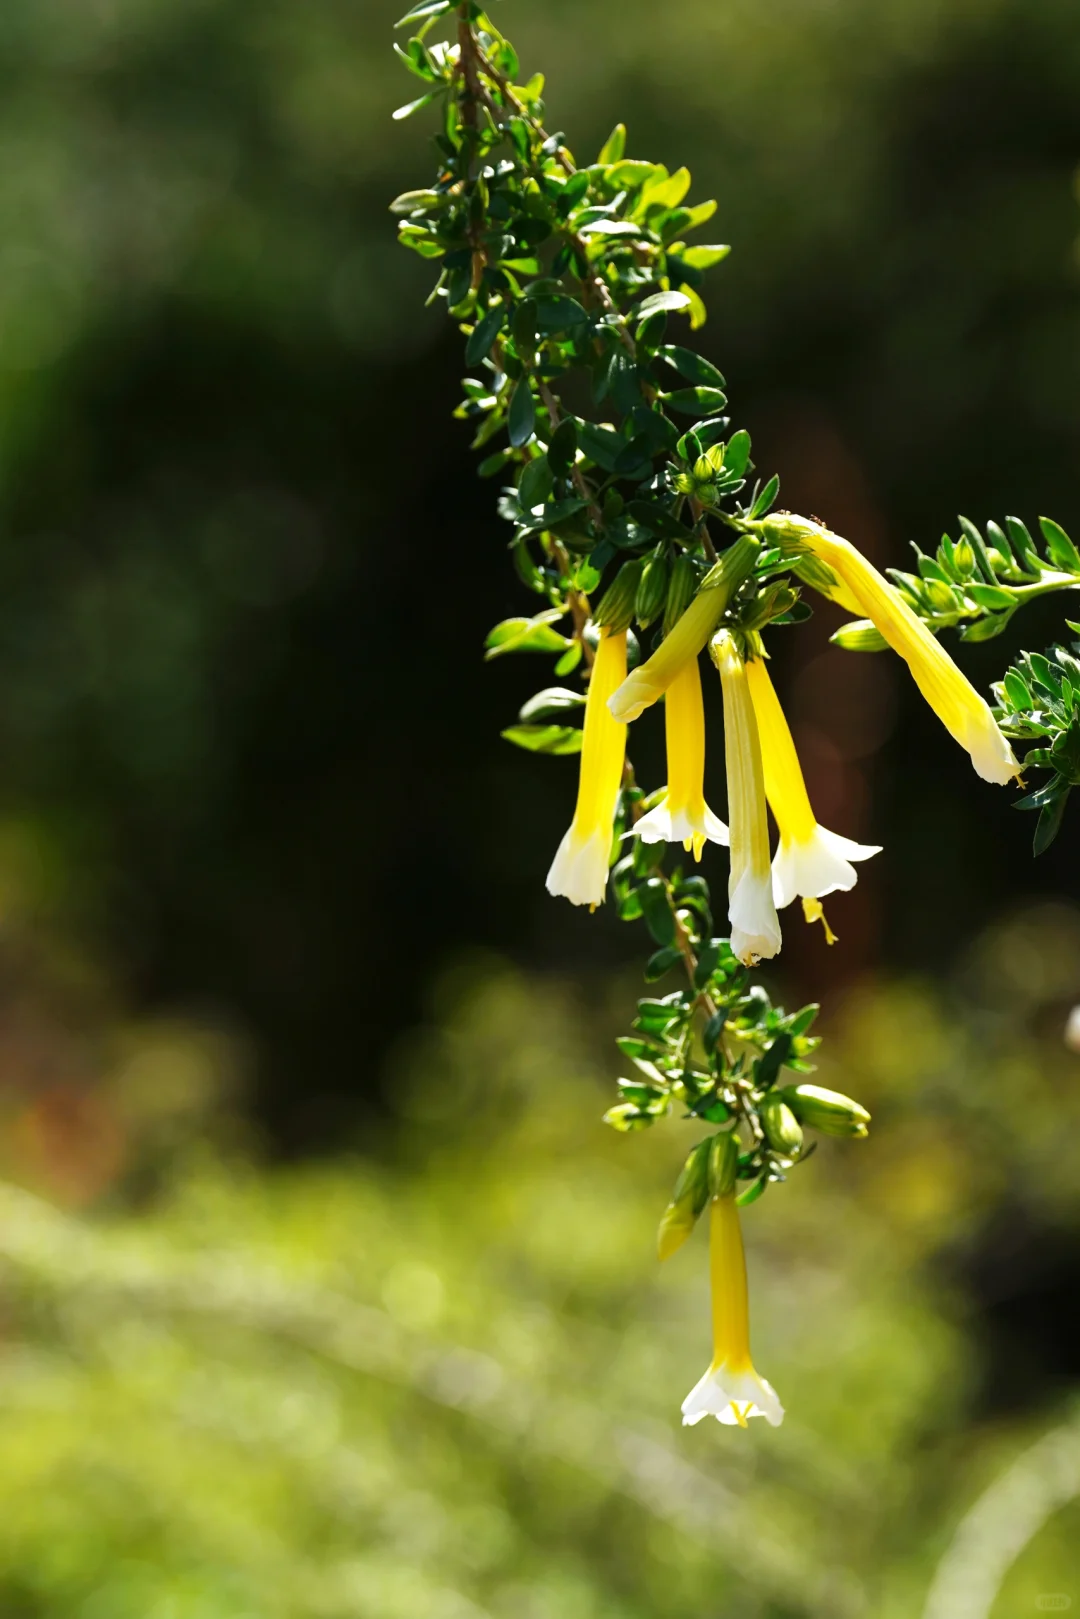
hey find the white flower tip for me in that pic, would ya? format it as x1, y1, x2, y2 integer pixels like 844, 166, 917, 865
729, 869, 781, 964
634, 802, 674, 845
546, 826, 610, 907
681, 1363, 784, 1429
771, 824, 882, 910
969, 727, 1021, 785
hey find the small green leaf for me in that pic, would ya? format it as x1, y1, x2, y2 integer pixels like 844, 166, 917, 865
501, 724, 583, 755
518, 455, 553, 511
636, 289, 692, 321
736, 1174, 768, 1208
966, 582, 1016, 610
678, 244, 731, 270
534, 296, 590, 333
662, 386, 727, 416
1002, 668, 1032, 710
658, 346, 725, 387
644, 945, 683, 981
597, 123, 627, 164
1040, 516, 1080, 573
508, 380, 536, 448
547, 417, 578, 478
748, 474, 780, 519
393, 90, 443, 120
1033, 789, 1070, 855
465, 305, 505, 364
639, 879, 676, 946
554, 642, 583, 676
517, 687, 586, 723
960, 610, 1013, 642
484, 611, 569, 659
395, 0, 450, 25
722, 429, 751, 478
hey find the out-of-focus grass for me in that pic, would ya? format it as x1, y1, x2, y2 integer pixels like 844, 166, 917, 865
1, 908, 1080, 1617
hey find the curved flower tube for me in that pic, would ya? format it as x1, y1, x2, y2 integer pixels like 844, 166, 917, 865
608, 536, 759, 724
546, 628, 628, 908
712, 631, 781, 965
681, 1192, 784, 1429
744, 654, 881, 908
636, 657, 728, 860
780, 517, 1019, 785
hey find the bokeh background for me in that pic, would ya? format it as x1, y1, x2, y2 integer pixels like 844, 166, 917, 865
0, 0, 1079, 1612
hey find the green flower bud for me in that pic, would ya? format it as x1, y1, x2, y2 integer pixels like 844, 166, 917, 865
953, 538, 976, 578
780, 1083, 870, 1139
923, 578, 958, 613
663, 552, 700, 635
760, 1092, 803, 1156
635, 549, 670, 629
707, 1130, 739, 1198
594, 559, 644, 632
657, 1137, 711, 1261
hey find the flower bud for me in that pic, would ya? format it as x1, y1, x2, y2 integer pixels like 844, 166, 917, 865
663, 553, 700, 635
779, 1082, 870, 1138
657, 1137, 711, 1261
760, 1092, 803, 1156
953, 538, 975, 578
635, 549, 669, 629
594, 559, 644, 633
923, 578, 957, 613
707, 1130, 739, 1198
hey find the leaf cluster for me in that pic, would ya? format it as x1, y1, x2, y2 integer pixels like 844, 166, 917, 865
602, 807, 833, 1218
832, 514, 1080, 651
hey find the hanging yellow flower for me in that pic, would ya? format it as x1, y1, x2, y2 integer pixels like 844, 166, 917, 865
546, 628, 628, 908
682, 1191, 784, 1429
744, 654, 881, 908
712, 631, 781, 965
636, 657, 728, 860
777, 516, 1020, 784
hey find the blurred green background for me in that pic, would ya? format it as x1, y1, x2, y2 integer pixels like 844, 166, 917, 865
0, 0, 1079, 1611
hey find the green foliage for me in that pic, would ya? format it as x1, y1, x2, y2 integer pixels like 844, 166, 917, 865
831, 513, 1080, 650
394, 3, 1080, 1289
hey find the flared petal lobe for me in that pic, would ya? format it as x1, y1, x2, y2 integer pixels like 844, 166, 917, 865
635, 657, 728, 859
713, 633, 781, 964
786, 518, 1019, 784
546, 629, 628, 907
744, 655, 880, 908
681, 1193, 784, 1429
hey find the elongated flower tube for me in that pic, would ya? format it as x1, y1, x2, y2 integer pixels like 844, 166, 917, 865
608, 536, 759, 724
635, 657, 728, 860
770, 515, 1020, 785
712, 631, 781, 964
546, 628, 628, 908
744, 654, 881, 908
682, 1192, 784, 1429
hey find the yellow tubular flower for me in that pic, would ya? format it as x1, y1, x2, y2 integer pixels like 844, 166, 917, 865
681, 1193, 784, 1429
546, 628, 628, 908
785, 517, 1020, 785
712, 631, 781, 965
745, 655, 881, 908
635, 657, 728, 860
608, 536, 759, 724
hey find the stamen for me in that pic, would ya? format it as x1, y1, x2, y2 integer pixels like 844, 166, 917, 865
730, 1401, 748, 1429
802, 897, 837, 945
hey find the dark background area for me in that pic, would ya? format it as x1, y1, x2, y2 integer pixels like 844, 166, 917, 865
0, 0, 1078, 1149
